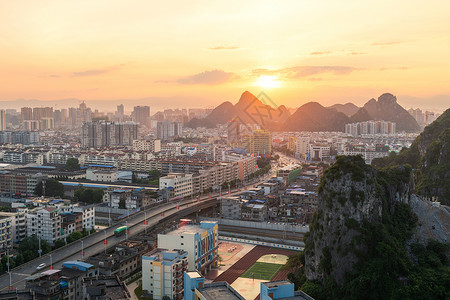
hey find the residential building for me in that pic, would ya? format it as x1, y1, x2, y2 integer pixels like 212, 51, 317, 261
132, 106, 150, 127
81, 121, 138, 148
0, 211, 26, 244
26, 207, 62, 245
142, 248, 188, 300
132, 139, 161, 152
277, 164, 302, 185
345, 120, 396, 136
157, 221, 219, 272
308, 144, 330, 161
0, 110, 5, 131
0, 216, 12, 251
157, 120, 182, 141
0, 171, 46, 196
220, 197, 242, 220
160, 173, 193, 198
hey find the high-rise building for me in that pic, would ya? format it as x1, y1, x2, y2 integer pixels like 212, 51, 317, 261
21, 107, 33, 122
81, 121, 138, 148
345, 121, 396, 136
117, 104, 125, 121
156, 120, 182, 141
242, 129, 272, 156
132, 106, 150, 127
0, 109, 6, 131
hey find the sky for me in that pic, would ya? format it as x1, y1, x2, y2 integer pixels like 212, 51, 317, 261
0, 0, 449, 112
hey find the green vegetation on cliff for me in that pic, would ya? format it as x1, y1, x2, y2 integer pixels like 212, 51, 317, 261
372, 108, 450, 205
290, 156, 449, 299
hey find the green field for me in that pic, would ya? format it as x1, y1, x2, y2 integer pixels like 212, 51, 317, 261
240, 262, 283, 280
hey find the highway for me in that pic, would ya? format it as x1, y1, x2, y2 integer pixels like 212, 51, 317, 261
0, 169, 275, 291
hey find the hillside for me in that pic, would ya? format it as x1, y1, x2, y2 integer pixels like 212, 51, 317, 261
328, 103, 360, 117
352, 93, 420, 132
372, 108, 450, 205
288, 156, 449, 299
283, 102, 350, 132
186, 91, 290, 129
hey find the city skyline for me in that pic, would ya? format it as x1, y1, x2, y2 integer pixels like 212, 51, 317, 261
1, 0, 450, 111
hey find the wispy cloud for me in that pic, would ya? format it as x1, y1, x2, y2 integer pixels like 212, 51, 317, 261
347, 52, 365, 56
72, 64, 125, 77
371, 41, 402, 46
253, 65, 360, 78
379, 66, 409, 71
209, 46, 240, 50
310, 51, 331, 56
177, 69, 239, 85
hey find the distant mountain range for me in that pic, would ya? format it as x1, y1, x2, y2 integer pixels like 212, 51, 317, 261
187, 91, 421, 132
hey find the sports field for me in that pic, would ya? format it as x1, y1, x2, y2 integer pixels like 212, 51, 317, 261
240, 261, 283, 280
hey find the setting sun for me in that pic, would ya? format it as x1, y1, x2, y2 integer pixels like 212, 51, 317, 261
254, 75, 282, 89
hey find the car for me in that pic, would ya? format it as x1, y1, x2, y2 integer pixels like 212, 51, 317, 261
36, 263, 46, 270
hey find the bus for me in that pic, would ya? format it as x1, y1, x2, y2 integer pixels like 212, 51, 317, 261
114, 226, 128, 237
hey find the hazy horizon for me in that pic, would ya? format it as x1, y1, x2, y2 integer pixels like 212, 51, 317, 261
1, 0, 450, 112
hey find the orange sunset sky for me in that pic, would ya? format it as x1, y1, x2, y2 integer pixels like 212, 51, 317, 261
1, 0, 449, 111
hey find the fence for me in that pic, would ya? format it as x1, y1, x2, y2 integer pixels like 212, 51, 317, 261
219, 236, 303, 251
199, 217, 309, 233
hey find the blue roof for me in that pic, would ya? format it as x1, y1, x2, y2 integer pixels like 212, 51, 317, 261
30, 165, 56, 169
49, 199, 65, 204
62, 261, 94, 271
88, 164, 115, 168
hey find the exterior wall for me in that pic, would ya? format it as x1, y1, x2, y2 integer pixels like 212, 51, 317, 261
0, 216, 12, 250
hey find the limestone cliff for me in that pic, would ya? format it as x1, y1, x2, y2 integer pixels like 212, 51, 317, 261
304, 156, 415, 285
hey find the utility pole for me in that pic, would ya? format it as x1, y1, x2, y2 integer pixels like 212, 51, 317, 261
50, 254, 53, 270
108, 207, 111, 227
7, 249, 12, 291
144, 212, 147, 233
125, 221, 128, 241
38, 236, 42, 257
104, 230, 107, 254
81, 240, 84, 258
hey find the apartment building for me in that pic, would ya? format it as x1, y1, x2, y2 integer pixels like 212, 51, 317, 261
26, 207, 62, 245
0, 216, 12, 251
0, 171, 46, 196
142, 248, 188, 300
157, 221, 218, 272
159, 173, 193, 198
0, 211, 26, 244
132, 139, 161, 152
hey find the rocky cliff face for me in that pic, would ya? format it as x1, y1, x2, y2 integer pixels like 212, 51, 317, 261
304, 156, 415, 285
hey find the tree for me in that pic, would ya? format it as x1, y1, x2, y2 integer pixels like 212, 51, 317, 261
119, 198, 126, 209
54, 239, 66, 249
35, 179, 64, 197
65, 158, 80, 171
18, 236, 51, 263
74, 188, 104, 204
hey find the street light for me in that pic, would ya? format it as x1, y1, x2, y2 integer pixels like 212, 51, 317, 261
81, 240, 84, 258
49, 254, 53, 270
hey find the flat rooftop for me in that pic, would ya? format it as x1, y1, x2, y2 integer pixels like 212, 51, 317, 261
263, 280, 292, 288
186, 271, 202, 278
198, 283, 244, 300
164, 224, 205, 235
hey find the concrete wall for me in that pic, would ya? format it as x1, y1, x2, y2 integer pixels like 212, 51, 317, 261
219, 236, 303, 251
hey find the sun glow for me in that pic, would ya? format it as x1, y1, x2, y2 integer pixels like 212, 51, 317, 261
254, 75, 282, 88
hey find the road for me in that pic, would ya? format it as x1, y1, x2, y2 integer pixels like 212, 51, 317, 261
0, 167, 275, 291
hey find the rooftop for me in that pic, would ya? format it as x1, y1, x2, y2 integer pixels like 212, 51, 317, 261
197, 282, 245, 300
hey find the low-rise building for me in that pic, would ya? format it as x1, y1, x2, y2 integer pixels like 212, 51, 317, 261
0, 216, 12, 251
26, 207, 62, 245
160, 173, 193, 198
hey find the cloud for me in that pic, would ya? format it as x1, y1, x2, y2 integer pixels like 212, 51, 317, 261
379, 66, 409, 71
308, 77, 323, 81
348, 52, 365, 56
209, 46, 240, 50
72, 64, 124, 77
253, 66, 360, 78
310, 51, 331, 56
371, 41, 402, 46
177, 69, 239, 85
